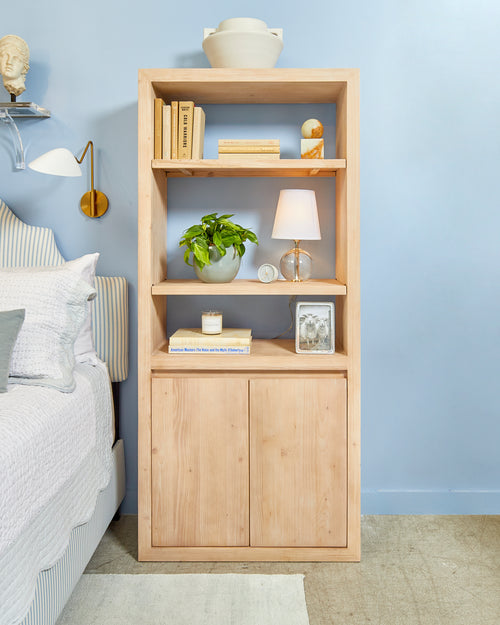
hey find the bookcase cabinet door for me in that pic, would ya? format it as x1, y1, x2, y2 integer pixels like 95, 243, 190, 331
151, 376, 249, 547
250, 377, 347, 547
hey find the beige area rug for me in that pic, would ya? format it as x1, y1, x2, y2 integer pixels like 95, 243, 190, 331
57, 574, 310, 625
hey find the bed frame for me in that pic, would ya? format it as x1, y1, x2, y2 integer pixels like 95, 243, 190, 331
0, 199, 128, 625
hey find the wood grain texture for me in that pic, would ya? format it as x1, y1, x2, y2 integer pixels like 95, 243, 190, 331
152, 339, 348, 371
250, 377, 347, 547
151, 377, 249, 547
335, 71, 361, 559
143, 68, 354, 103
152, 278, 346, 296
152, 159, 345, 178
137, 72, 156, 560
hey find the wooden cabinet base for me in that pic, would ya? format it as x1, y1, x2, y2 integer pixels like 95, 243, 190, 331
138, 544, 361, 562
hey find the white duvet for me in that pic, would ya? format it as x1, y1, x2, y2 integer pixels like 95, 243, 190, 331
0, 360, 114, 625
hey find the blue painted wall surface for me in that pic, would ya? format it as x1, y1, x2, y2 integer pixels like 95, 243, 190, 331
1, 1, 499, 514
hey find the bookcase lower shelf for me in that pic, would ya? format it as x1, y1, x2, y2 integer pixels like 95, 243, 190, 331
151, 339, 349, 371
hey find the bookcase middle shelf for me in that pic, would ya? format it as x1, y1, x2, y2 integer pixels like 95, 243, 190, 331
151, 279, 347, 296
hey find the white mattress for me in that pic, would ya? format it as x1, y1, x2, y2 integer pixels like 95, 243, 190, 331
0, 361, 114, 625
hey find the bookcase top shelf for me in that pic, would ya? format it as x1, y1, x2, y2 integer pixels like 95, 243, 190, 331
152, 158, 345, 178
142, 68, 359, 104
152, 279, 346, 296
151, 339, 349, 371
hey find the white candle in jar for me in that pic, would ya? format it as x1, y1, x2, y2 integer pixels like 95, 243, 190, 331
202, 311, 223, 334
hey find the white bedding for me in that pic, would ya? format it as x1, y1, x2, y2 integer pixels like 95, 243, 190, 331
0, 360, 114, 625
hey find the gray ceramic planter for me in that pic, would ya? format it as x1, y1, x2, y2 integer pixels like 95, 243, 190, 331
194, 245, 241, 283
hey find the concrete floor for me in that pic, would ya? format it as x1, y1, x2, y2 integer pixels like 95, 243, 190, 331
86, 515, 500, 624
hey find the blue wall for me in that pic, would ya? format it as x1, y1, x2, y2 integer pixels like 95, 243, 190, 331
1, 1, 499, 514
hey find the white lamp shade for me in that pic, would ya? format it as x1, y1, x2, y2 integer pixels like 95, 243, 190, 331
271, 189, 321, 240
28, 148, 82, 177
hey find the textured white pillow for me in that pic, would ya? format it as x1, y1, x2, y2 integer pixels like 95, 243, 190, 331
65, 253, 100, 363
0, 266, 96, 392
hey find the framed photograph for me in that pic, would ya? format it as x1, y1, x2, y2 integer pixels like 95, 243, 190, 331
295, 301, 335, 354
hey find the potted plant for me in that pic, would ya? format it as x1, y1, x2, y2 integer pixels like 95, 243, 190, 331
179, 212, 258, 283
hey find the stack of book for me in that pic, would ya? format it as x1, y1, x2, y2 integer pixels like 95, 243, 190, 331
218, 139, 280, 160
168, 328, 252, 354
154, 99, 206, 160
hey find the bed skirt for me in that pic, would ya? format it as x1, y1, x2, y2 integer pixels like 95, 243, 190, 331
19, 439, 126, 625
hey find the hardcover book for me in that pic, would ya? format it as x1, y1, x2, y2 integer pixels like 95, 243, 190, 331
192, 106, 206, 159
162, 104, 171, 159
178, 101, 194, 159
218, 139, 280, 149
171, 101, 179, 159
154, 98, 165, 159
169, 328, 252, 346
218, 144, 280, 154
218, 153, 280, 160
168, 345, 251, 354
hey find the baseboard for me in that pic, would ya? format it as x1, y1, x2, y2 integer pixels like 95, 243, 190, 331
362, 489, 500, 514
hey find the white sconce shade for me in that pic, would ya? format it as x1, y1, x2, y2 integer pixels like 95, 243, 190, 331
28, 148, 82, 177
271, 189, 321, 241
27, 142, 109, 218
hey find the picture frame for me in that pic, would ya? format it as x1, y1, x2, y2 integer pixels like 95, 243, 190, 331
295, 301, 335, 354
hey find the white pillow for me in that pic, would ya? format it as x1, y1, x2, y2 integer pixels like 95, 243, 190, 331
65, 253, 100, 363
0, 265, 96, 392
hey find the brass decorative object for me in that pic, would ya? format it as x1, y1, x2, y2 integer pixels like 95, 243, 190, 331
77, 141, 109, 218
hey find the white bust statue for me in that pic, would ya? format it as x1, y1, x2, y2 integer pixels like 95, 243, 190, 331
0, 35, 30, 97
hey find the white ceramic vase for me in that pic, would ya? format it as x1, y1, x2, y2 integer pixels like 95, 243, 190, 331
194, 245, 241, 283
202, 18, 283, 68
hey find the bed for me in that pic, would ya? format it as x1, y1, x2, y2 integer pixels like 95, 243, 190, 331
0, 199, 128, 625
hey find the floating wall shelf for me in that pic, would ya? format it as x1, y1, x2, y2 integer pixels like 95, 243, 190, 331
0, 102, 51, 170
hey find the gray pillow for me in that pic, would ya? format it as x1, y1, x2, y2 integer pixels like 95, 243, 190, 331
0, 309, 25, 392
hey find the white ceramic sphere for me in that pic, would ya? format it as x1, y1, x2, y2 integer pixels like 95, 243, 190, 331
301, 118, 324, 139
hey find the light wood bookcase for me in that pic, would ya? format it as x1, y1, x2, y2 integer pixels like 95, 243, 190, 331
138, 68, 360, 561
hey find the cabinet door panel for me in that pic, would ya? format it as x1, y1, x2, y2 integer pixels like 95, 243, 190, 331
250, 377, 347, 547
152, 377, 249, 547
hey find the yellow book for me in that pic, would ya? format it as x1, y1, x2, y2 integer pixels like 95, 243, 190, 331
192, 106, 206, 159
218, 139, 280, 149
218, 153, 280, 160
169, 328, 252, 346
218, 144, 280, 154
162, 104, 171, 159
154, 98, 164, 159
171, 101, 179, 159
178, 101, 194, 159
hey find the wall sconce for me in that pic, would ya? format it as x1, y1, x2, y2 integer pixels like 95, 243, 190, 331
271, 189, 321, 281
28, 141, 109, 218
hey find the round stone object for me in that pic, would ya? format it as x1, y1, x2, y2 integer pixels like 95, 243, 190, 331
301, 118, 324, 138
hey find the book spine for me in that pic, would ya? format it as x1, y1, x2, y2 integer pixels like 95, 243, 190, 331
178, 101, 194, 159
170, 339, 252, 346
171, 101, 179, 159
218, 153, 280, 160
162, 104, 171, 159
169, 345, 251, 354
218, 139, 280, 148
154, 98, 164, 159
192, 106, 206, 159
218, 145, 280, 154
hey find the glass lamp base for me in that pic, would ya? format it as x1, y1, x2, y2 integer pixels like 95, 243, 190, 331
280, 247, 313, 281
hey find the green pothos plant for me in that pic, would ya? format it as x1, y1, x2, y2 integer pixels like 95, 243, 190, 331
179, 213, 258, 271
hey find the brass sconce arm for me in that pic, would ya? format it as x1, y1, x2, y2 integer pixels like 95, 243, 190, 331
76, 140, 109, 218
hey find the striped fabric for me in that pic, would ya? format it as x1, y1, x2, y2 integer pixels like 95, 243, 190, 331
0, 199, 128, 382
93, 277, 128, 382
20, 440, 125, 625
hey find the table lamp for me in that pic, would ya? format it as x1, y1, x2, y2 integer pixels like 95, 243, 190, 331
271, 189, 321, 281
28, 141, 109, 218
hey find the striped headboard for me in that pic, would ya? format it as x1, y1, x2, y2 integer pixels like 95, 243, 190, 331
0, 199, 128, 382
